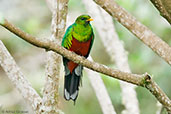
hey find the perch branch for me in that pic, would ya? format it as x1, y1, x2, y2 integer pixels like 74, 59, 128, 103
149, 0, 171, 24
0, 19, 143, 85
0, 18, 171, 113
93, 0, 171, 65
0, 41, 42, 113
82, 0, 140, 113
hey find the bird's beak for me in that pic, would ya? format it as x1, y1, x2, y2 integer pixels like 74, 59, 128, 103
86, 18, 93, 21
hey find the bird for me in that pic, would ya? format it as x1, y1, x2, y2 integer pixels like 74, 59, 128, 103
61, 15, 94, 102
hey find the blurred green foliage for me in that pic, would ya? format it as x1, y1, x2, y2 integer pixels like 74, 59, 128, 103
0, 0, 170, 114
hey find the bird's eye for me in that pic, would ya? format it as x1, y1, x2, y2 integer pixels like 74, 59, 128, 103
81, 18, 85, 20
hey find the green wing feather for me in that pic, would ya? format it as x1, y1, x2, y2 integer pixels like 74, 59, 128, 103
85, 32, 94, 58
62, 24, 74, 49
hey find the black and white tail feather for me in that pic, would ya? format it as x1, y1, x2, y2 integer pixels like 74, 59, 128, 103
63, 58, 83, 102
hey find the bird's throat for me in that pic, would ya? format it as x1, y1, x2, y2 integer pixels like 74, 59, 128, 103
72, 24, 92, 42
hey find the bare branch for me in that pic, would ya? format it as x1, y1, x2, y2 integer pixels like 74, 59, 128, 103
93, 0, 171, 65
0, 18, 143, 86
149, 0, 171, 24
86, 57, 116, 114
0, 40, 42, 113
82, 0, 140, 113
42, 0, 68, 113
0, 18, 171, 113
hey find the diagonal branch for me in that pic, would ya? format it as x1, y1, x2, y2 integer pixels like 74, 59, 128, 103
0, 19, 144, 85
0, 18, 171, 113
93, 0, 171, 66
0, 40, 42, 113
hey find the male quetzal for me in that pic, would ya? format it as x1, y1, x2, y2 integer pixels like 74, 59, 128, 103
62, 15, 94, 101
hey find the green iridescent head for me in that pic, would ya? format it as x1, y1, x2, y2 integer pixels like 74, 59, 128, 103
75, 15, 93, 26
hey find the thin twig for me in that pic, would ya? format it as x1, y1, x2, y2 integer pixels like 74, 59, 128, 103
0, 18, 171, 112
93, 0, 171, 65
0, 40, 42, 113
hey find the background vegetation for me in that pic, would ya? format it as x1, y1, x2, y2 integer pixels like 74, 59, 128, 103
0, 0, 170, 114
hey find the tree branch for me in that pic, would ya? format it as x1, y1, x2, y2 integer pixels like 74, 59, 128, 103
0, 40, 42, 113
0, 19, 143, 85
149, 0, 171, 24
0, 18, 171, 113
93, 0, 171, 66
42, 0, 68, 113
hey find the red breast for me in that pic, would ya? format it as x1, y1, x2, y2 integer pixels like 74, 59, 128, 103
68, 36, 92, 73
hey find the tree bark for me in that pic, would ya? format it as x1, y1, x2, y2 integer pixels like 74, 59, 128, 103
0, 41, 42, 113
42, 0, 68, 113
